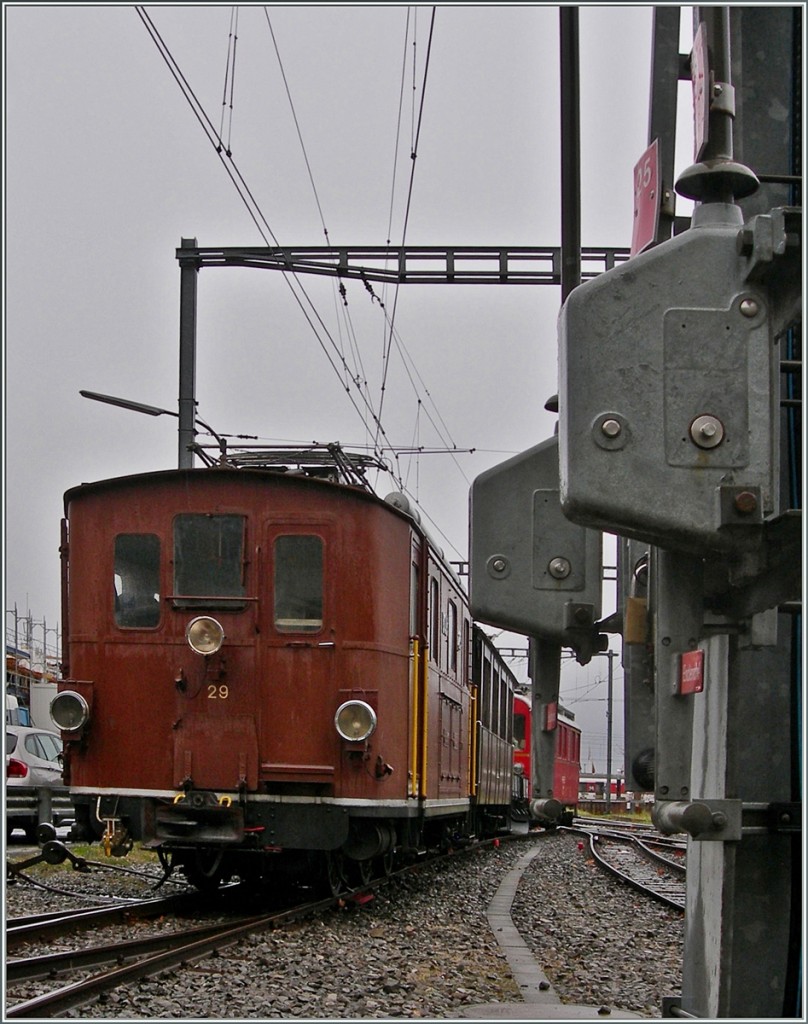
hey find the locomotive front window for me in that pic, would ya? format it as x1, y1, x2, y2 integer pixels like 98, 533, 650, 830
114, 533, 161, 628
274, 535, 323, 632
173, 514, 247, 609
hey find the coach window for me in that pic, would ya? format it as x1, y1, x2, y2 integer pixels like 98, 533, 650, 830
114, 533, 161, 628
274, 535, 323, 632
482, 658, 491, 729
173, 514, 247, 609
492, 670, 501, 735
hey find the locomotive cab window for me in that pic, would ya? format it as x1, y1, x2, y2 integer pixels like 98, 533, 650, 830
114, 533, 161, 628
514, 709, 526, 751
274, 535, 323, 632
173, 514, 247, 610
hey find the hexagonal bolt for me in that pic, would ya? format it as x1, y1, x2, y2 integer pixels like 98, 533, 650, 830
548, 557, 571, 579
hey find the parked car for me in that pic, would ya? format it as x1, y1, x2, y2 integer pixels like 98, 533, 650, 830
6, 725, 64, 840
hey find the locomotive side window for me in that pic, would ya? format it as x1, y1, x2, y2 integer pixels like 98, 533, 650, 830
173, 514, 247, 609
462, 619, 470, 687
114, 533, 161, 628
429, 577, 440, 665
447, 600, 458, 674
274, 535, 323, 632
410, 559, 420, 636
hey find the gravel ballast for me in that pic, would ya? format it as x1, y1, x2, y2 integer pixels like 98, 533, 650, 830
5, 832, 683, 1018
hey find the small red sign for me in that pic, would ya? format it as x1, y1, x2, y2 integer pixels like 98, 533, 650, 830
679, 649, 705, 695
631, 139, 660, 257
544, 702, 558, 731
691, 22, 710, 161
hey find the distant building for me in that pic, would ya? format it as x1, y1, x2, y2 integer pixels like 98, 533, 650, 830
6, 647, 60, 729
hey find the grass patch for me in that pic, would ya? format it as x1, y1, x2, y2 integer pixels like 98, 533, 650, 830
8, 841, 161, 877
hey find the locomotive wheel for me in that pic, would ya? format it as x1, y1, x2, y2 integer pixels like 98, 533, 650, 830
350, 857, 374, 888
183, 849, 228, 893
377, 847, 395, 878
324, 850, 347, 897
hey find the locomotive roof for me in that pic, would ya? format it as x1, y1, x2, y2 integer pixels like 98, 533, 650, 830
66, 444, 466, 589
63, 463, 465, 587
64, 463, 391, 512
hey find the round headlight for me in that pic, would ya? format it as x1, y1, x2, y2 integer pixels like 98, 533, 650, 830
335, 700, 377, 742
186, 616, 225, 655
51, 691, 90, 731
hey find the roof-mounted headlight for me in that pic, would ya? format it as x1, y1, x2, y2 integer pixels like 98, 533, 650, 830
335, 700, 377, 742
51, 691, 90, 731
186, 616, 225, 656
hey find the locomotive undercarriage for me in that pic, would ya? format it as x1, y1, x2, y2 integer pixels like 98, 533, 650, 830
69, 790, 511, 893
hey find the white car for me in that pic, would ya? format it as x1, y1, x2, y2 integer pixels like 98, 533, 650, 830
6, 725, 63, 786
6, 725, 64, 840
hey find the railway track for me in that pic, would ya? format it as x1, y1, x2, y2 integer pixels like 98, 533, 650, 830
566, 822, 687, 911
6, 834, 523, 1018
6, 891, 202, 949
5, 893, 341, 1018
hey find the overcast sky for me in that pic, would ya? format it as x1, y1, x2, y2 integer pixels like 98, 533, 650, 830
4, 3, 697, 771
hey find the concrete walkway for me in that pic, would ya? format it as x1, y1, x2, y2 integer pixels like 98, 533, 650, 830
457, 845, 644, 1020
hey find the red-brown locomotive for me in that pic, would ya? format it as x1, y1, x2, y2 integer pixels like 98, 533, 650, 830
53, 451, 519, 892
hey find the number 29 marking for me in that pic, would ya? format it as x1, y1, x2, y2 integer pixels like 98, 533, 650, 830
208, 684, 230, 700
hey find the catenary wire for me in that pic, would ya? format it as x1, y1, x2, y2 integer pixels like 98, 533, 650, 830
135, 6, 410, 486
262, 7, 377, 442
375, 7, 437, 452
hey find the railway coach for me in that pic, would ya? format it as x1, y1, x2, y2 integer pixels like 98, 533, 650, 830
52, 450, 515, 892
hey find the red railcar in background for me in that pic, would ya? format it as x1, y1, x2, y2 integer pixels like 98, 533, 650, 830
512, 692, 580, 825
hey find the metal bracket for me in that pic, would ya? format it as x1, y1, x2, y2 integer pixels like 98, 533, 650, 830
653, 798, 742, 840
662, 996, 699, 1019
653, 800, 801, 840
743, 801, 802, 835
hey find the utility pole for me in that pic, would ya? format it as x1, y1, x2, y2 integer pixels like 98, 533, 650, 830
604, 649, 615, 812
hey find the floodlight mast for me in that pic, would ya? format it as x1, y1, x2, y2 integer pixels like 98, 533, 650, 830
79, 389, 223, 466
178, 237, 200, 469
